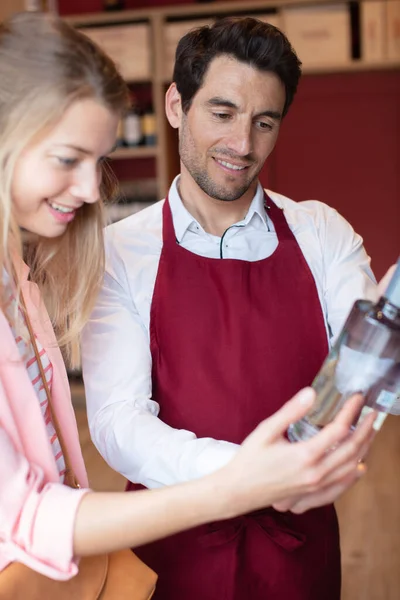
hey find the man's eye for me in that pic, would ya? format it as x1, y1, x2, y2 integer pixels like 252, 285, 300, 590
257, 121, 273, 131
213, 113, 231, 120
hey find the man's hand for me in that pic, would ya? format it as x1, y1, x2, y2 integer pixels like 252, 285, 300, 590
378, 264, 396, 296
220, 388, 375, 518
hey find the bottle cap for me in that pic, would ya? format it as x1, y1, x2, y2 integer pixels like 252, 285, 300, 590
385, 258, 400, 309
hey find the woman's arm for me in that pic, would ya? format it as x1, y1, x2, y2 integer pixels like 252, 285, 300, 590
73, 388, 375, 555
0, 379, 374, 569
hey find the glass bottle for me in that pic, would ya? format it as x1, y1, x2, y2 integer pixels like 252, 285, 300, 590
25, 0, 55, 11
103, 0, 125, 11
116, 119, 125, 148
288, 259, 400, 442
141, 104, 157, 146
123, 97, 143, 147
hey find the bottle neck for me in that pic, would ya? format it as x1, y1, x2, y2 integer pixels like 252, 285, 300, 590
373, 297, 400, 328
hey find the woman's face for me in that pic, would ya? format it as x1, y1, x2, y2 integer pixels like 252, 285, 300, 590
11, 98, 119, 238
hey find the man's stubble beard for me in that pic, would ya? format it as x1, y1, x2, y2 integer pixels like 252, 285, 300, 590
179, 124, 259, 203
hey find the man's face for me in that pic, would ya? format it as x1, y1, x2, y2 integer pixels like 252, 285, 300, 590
172, 54, 286, 203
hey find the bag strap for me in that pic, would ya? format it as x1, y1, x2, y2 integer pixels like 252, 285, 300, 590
19, 291, 80, 490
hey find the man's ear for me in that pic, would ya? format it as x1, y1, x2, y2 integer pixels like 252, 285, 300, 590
165, 83, 182, 129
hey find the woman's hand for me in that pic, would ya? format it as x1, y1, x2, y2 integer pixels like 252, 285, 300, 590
219, 388, 375, 518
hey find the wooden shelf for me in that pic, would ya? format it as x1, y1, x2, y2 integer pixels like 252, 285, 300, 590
110, 146, 158, 160
66, 1, 342, 26
300, 58, 400, 76
160, 57, 400, 85
66, 9, 151, 27
65, 0, 400, 197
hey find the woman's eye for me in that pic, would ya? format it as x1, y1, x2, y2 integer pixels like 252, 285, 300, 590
57, 157, 78, 167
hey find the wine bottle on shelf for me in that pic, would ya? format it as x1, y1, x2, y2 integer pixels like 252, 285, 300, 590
141, 104, 157, 146
25, 0, 57, 11
288, 258, 400, 442
123, 96, 143, 147
115, 119, 125, 148
103, 0, 125, 11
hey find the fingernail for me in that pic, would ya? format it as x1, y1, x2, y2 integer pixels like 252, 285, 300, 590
356, 462, 367, 476
298, 387, 315, 405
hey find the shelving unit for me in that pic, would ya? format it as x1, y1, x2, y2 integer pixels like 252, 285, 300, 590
64, 0, 400, 200
111, 146, 158, 160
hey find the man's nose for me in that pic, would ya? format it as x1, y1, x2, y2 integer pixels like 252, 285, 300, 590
225, 121, 253, 157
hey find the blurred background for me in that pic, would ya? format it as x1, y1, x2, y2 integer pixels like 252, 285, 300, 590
1, 1, 399, 598
2, 0, 398, 278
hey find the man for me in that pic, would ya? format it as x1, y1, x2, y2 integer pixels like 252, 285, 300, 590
82, 18, 377, 600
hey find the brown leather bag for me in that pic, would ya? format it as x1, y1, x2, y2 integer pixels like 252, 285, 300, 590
0, 295, 157, 600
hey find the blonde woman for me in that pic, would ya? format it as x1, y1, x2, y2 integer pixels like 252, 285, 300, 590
0, 11, 378, 587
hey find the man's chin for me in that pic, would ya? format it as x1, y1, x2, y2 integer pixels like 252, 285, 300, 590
208, 183, 254, 203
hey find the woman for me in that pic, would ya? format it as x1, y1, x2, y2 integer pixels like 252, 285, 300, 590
0, 11, 376, 583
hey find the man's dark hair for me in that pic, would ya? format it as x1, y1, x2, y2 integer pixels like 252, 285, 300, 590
173, 17, 302, 117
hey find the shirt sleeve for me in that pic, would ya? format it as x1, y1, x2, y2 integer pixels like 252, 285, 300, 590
81, 260, 238, 489
0, 413, 89, 580
320, 204, 378, 342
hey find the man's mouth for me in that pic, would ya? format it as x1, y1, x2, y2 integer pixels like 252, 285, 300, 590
214, 158, 250, 172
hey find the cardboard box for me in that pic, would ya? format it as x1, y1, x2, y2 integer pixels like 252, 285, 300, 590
387, 0, 400, 59
249, 12, 282, 30
281, 4, 351, 67
361, 0, 387, 62
82, 23, 151, 82
164, 18, 214, 80
164, 13, 284, 80
0, 1, 26, 21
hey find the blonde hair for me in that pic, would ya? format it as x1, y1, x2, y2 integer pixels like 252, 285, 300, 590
0, 12, 129, 368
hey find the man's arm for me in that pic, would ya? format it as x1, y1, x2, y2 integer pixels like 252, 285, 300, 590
321, 205, 378, 340
81, 266, 238, 488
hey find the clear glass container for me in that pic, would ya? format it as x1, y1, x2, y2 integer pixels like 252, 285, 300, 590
288, 292, 400, 442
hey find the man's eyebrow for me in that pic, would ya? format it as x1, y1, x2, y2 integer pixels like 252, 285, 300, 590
206, 97, 238, 110
205, 97, 282, 121
206, 96, 239, 110
254, 110, 282, 121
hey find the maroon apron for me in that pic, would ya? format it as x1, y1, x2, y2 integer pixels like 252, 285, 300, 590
128, 194, 341, 599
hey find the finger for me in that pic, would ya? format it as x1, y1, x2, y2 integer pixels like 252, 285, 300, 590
377, 265, 396, 296
325, 409, 375, 471
273, 464, 364, 513
301, 394, 365, 461
331, 393, 366, 430
244, 387, 316, 447
273, 496, 301, 512
290, 471, 363, 514
356, 430, 375, 463
316, 411, 375, 485
319, 455, 365, 488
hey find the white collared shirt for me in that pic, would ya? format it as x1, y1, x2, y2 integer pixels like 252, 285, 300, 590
81, 178, 377, 488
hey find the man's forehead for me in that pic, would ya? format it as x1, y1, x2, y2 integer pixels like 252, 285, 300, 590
199, 55, 281, 92
193, 59, 284, 113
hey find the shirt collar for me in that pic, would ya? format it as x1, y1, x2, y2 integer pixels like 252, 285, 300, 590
168, 176, 270, 243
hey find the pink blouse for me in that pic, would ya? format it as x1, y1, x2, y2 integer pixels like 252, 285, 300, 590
4, 281, 66, 481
